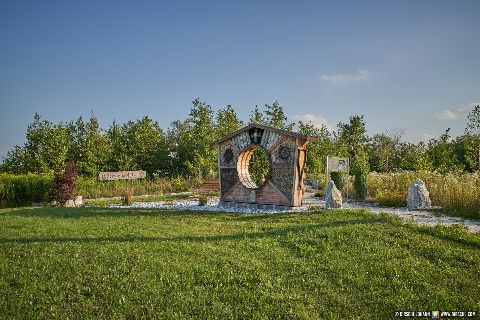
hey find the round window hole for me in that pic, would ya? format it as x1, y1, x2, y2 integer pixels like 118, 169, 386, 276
237, 146, 271, 189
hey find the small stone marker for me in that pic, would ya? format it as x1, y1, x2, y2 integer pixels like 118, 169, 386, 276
64, 199, 76, 208
74, 196, 83, 207
407, 179, 431, 210
99, 170, 146, 181
324, 180, 343, 209
61, 196, 83, 208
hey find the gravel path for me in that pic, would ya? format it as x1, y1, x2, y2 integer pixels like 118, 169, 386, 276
343, 201, 480, 233
111, 193, 480, 233
111, 198, 307, 214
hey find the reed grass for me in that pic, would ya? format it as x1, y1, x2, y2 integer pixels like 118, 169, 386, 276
368, 171, 480, 219
77, 176, 201, 199
0, 173, 53, 206
0, 174, 201, 207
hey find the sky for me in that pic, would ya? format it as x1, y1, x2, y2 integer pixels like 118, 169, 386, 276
1, 0, 479, 159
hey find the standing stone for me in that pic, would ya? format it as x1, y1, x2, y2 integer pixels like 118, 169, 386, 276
407, 179, 431, 210
324, 180, 343, 209
74, 196, 83, 207
64, 199, 75, 208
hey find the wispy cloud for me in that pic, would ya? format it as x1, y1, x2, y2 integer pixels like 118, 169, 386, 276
433, 110, 458, 120
291, 114, 334, 131
433, 102, 479, 121
319, 69, 371, 87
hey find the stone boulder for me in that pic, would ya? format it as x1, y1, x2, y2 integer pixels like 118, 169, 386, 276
61, 196, 83, 208
64, 199, 76, 208
407, 179, 431, 210
74, 196, 83, 207
324, 180, 342, 209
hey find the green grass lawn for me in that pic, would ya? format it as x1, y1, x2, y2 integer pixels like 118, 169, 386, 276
0, 207, 479, 319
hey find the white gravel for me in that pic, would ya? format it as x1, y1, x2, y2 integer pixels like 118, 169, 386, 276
110, 193, 480, 233
343, 201, 480, 233
111, 197, 307, 214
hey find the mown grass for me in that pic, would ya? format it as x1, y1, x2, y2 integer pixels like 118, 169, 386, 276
0, 208, 479, 319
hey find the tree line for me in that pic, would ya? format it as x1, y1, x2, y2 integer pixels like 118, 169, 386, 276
1, 99, 479, 179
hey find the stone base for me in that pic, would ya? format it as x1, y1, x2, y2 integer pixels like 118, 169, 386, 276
219, 201, 292, 211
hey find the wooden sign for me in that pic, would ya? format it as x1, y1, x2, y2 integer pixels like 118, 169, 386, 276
326, 157, 349, 173
99, 171, 146, 181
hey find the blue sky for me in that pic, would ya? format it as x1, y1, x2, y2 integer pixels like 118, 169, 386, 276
1, 0, 479, 159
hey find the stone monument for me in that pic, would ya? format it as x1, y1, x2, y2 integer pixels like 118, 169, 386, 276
324, 180, 343, 209
211, 123, 315, 209
407, 179, 431, 210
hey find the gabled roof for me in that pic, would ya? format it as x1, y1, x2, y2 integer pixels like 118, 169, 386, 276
211, 123, 316, 147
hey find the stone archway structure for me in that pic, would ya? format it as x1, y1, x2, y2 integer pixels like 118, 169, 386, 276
211, 123, 316, 209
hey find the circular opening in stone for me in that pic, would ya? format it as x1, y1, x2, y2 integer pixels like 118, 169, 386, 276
237, 146, 271, 189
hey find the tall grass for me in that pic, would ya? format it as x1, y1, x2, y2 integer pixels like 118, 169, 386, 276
77, 176, 201, 199
0, 173, 53, 206
0, 173, 202, 207
368, 171, 480, 219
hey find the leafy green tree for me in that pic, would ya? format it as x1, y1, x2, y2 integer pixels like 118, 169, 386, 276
297, 121, 338, 179
215, 105, 243, 138
186, 99, 217, 178
4, 113, 72, 173
106, 117, 168, 177
368, 130, 403, 172
336, 115, 369, 158
427, 128, 461, 173
68, 115, 110, 177
126, 116, 168, 177
465, 104, 480, 171
452, 135, 474, 172
164, 120, 187, 176
399, 142, 433, 171
248, 101, 293, 130
264, 101, 294, 130
336, 115, 369, 199
248, 147, 270, 187
107, 121, 134, 172
351, 149, 370, 200
167, 99, 216, 178
249, 105, 265, 124
3, 146, 28, 173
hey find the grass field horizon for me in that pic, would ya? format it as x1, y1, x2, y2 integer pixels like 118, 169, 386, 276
1, 207, 479, 319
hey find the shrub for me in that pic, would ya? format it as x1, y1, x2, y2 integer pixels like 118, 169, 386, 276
354, 174, 368, 201
170, 177, 190, 192
198, 195, 208, 206
52, 160, 77, 205
0, 173, 53, 207
330, 172, 344, 191
351, 152, 370, 201
122, 189, 133, 206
